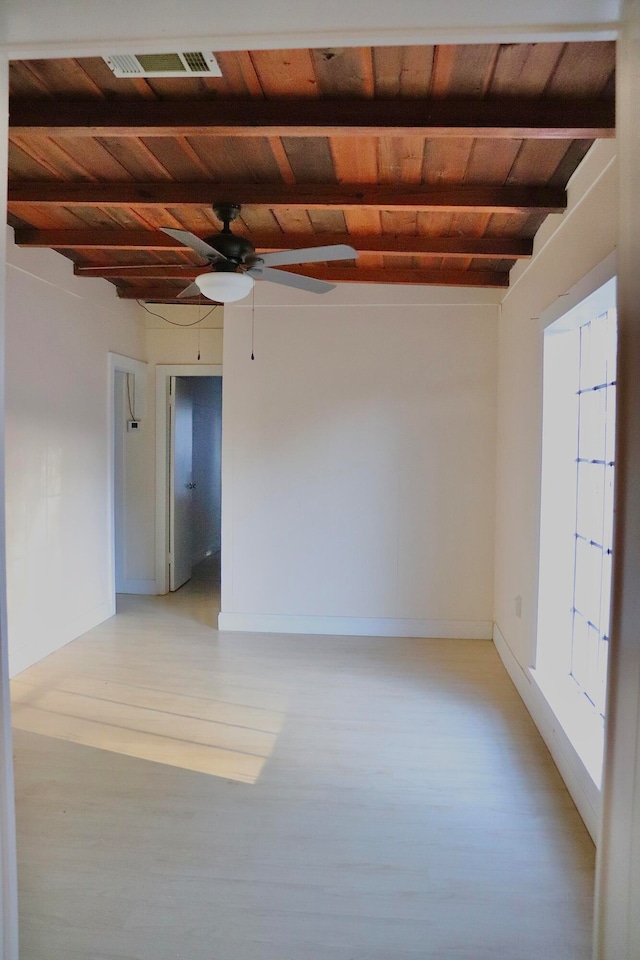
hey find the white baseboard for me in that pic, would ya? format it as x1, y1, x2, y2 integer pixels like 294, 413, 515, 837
493, 622, 600, 842
116, 578, 157, 595
10, 599, 114, 678
218, 611, 493, 639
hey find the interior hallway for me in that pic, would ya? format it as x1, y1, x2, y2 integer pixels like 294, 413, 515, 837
11, 560, 595, 960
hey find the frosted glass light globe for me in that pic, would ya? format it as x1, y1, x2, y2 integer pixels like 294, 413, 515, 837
196, 271, 254, 303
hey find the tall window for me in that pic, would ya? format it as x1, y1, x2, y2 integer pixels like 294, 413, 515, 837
536, 275, 616, 785
571, 311, 616, 718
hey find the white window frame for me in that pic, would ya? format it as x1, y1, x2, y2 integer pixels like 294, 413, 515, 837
533, 253, 617, 793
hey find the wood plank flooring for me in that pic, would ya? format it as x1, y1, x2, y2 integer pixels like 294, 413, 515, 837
11, 560, 595, 959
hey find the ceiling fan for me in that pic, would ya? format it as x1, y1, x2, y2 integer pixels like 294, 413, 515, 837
160, 202, 357, 302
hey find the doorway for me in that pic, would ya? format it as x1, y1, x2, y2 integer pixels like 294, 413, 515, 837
169, 374, 223, 591
155, 365, 223, 596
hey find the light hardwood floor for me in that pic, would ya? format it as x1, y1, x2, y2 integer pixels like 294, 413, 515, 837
11, 559, 595, 959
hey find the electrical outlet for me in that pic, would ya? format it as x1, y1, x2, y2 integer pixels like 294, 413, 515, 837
127, 420, 140, 433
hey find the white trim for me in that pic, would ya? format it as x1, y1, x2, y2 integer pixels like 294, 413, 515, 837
107, 353, 148, 613
0, 7, 620, 62
218, 612, 493, 640
503, 150, 617, 307
0, 56, 19, 960
2, 28, 620, 62
539, 251, 618, 331
531, 667, 605, 787
493, 622, 600, 842
155, 364, 222, 595
595, 6, 640, 955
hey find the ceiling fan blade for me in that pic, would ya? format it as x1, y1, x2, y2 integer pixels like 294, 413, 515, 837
177, 281, 206, 299
161, 228, 228, 262
258, 244, 357, 267
248, 265, 336, 294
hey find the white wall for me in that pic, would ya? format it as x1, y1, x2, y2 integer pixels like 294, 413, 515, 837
111, 353, 155, 595
3, 262, 223, 647
596, 3, 640, 955
494, 141, 617, 667
191, 377, 222, 563
4, 227, 146, 675
0, 0, 619, 57
0, 57, 19, 960
144, 304, 223, 368
492, 140, 617, 839
220, 283, 499, 637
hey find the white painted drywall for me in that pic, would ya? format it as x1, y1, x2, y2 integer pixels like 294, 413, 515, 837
596, 2, 640, 955
494, 140, 617, 667
492, 140, 617, 839
191, 377, 222, 563
110, 354, 154, 595
220, 284, 499, 637
144, 304, 223, 368
0, 58, 19, 960
4, 227, 147, 675
0, 0, 619, 58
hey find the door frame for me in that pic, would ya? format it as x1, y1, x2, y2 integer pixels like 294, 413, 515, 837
155, 364, 222, 595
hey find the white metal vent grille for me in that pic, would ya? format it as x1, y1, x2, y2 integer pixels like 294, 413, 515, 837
104, 52, 222, 78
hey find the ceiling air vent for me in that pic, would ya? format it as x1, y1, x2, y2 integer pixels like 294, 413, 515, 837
104, 52, 222, 78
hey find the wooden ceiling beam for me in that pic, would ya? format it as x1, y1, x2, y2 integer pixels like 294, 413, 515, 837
73, 252, 514, 280
9, 182, 566, 214
8, 97, 615, 139
115, 265, 509, 297
14, 229, 190, 250
55, 232, 531, 265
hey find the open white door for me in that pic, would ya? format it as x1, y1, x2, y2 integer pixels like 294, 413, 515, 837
169, 376, 194, 591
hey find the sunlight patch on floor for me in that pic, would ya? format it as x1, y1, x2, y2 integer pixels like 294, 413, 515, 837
11, 674, 286, 783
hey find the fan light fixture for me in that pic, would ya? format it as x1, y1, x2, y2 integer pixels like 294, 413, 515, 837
195, 271, 254, 303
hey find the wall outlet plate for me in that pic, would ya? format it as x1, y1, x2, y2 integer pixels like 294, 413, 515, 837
127, 420, 140, 432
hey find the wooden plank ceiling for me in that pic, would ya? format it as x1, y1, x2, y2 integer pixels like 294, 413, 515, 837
7, 42, 615, 302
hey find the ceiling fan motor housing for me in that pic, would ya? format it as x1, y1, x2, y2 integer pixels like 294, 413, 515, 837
205, 231, 256, 268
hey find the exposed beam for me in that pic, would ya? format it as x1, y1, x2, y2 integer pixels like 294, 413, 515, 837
8, 97, 615, 139
64, 233, 531, 267
115, 265, 510, 297
14, 229, 192, 250
8, 182, 566, 214
248, 265, 509, 287
77, 266, 209, 279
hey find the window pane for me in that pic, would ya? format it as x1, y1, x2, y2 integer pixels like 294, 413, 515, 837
578, 388, 607, 460
576, 461, 605, 544
570, 306, 616, 717
571, 613, 590, 690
